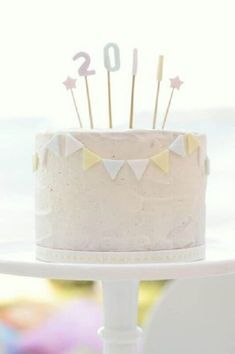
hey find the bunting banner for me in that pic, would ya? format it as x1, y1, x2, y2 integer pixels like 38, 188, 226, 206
169, 134, 186, 157
34, 133, 203, 179
83, 148, 101, 170
127, 159, 149, 180
150, 150, 169, 174
103, 159, 125, 180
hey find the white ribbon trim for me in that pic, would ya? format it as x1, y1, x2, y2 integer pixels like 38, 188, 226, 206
36, 245, 205, 264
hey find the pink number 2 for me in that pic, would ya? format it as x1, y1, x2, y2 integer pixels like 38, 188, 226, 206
73, 51, 96, 76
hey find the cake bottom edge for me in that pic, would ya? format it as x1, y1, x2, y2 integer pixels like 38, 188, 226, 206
35, 245, 205, 264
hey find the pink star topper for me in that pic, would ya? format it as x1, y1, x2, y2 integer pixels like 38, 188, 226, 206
62, 76, 82, 128
63, 76, 77, 90
170, 76, 183, 90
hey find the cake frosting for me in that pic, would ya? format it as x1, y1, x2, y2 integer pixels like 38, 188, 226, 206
34, 129, 208, 263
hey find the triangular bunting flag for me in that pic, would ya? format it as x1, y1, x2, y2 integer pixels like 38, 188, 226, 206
64, 134, 83, 157
169, 135, 186, 157
47, 135, 63, 156
83, 148, 101, 170
150, 150, 169, 173
127, 159, 149, 180
187, 134, 200, 155
103, 159, 124, 180
32, 153, 39, 172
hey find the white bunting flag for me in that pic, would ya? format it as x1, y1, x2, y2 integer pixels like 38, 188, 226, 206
103, 159, 124, 180
64, 134, 83, 157
46, 135, 63, 156
127, 159, 149, 180
169, 135, 186, 157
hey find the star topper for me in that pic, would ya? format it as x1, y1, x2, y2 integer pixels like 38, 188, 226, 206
162, 75, 184, 129
63, 76, 77, 90
170, 76, 183, 90
62, 76, 82, 128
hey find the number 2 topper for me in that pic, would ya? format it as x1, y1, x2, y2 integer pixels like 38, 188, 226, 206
73, 51, 95, 128
73, 51, 96, 76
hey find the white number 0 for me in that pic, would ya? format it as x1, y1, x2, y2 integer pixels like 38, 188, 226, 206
103, 43, 120, 72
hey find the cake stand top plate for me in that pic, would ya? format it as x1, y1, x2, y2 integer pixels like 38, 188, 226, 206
0, 234, 234, 281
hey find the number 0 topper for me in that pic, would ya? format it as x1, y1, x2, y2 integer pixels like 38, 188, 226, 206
73, 51, 95, 129
103, 43, 121, 128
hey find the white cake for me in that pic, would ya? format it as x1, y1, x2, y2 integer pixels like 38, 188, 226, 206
34, 129, 208, 263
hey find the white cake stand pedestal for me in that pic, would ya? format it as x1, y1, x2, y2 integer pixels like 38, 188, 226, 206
99, 280, 141, 354
0, 236, 235, 354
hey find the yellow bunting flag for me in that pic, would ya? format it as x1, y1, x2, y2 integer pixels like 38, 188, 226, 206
83, 148, 101, 170
32, 153, 39, 172
187, 134, 200, 155
150, 150, 169, 174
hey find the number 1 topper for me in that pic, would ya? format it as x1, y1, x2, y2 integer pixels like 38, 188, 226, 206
129, 48, 138, 129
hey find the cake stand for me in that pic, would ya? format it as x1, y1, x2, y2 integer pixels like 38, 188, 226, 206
0, 235, 235, 354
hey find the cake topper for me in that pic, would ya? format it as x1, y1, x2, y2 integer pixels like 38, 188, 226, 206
73, 51, 95, 129
62, 76, 83, 128
129, 48, 138, 129
152, 55, 164, 129
62, 45, 184, 130
161, 76, 183, 130
103, 43, 121, 128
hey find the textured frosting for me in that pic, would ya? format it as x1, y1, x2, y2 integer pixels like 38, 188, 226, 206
35, 129, 207, 260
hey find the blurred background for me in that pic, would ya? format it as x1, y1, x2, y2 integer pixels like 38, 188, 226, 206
0, 0, 235, 352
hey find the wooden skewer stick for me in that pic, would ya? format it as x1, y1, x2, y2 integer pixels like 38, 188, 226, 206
73, 51, 96, 129
152, 55, 164, 129
161, 76, 184, 130
70, 89, 83, 128
107, 70, 112, 128
152, 81, 160, 129
129, 48, 138, 129
63, 76, 83, 128
162, 88, 174, 130
129, 76, 136, 128
84, 76, 94, 129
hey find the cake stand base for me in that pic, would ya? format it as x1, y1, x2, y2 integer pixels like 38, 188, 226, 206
0, 237, 235, 354
99, 281, 142, 354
